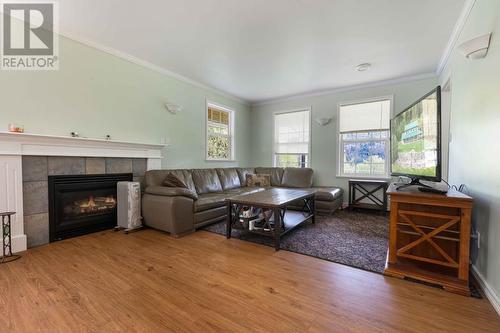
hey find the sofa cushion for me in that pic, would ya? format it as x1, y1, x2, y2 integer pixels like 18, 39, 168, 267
194, 206, 227, 225
162, 173, 187, 188
281, 168, 313, 188
145, 186, 198, 200
216, 168, 241, 190
194, 193, 228, 212
312, 187, 343, 201
191, 169, 223, 194
236, 168, 255, 186
255, 167, 284, 186
145, 169, 196, 193
169, 170, 197, 193
246, 173, 271, 187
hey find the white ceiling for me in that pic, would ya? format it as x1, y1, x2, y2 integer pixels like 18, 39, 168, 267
58, 0, 465, 103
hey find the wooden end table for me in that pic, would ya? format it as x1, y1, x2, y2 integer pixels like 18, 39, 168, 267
348, 179, 389, 213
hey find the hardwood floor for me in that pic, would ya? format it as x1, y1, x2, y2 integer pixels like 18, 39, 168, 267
0, 229, 498, 332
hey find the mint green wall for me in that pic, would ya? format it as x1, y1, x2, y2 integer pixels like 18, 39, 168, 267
251, 77, 438, 193
0, 36, 251, 169
441, 0, 500, 305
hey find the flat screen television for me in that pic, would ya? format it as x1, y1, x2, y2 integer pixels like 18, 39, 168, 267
391, 86, 441, 189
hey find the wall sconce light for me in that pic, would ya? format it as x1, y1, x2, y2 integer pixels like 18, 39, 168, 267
458, 33, 492, 59
165, 103, 182, 114
315, 117, 332, 126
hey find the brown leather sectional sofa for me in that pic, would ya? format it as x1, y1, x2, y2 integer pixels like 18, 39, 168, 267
142, 167, 343, 237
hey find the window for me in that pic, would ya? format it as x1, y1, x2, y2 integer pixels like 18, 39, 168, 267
206, 103, 234, 160
274, 109, 310, 168
338, 98, 391, 177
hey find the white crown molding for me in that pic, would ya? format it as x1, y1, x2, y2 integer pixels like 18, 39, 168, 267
57, 31, 250, 106
1, 9, 248, 105
252, 72, 437, 107
436, 0, 477, 76
46, 29, 440, 108
4, 8, 462, 106
472, 265, 500, 316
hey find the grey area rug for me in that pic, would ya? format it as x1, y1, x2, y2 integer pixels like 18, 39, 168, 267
202, 209, 389, 274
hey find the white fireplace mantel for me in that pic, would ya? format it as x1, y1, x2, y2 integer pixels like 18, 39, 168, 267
0, 131, 167, 254
0, 131, 166, 159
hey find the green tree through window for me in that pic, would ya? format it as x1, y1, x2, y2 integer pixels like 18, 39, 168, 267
207, 104, 234, 160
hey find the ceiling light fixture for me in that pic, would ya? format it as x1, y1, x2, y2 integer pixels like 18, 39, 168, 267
356, 63, 371, 72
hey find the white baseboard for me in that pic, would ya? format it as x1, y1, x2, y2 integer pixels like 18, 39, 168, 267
472, 265, 500, 316
1, 234, 27, 254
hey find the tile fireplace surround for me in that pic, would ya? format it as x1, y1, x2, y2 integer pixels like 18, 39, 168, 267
24, 156, 146, 247
0, 132, 165, 253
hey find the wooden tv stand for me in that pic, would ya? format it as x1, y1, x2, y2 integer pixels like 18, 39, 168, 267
384, 183, 473, 296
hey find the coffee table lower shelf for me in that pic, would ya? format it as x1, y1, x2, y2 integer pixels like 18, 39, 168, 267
249, 210, 313, 236
226, 191, 315, 251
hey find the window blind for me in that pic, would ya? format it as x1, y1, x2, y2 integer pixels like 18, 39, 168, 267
339, 99, 390, 133
208, 107, 229, 125
274, 110, 310, 154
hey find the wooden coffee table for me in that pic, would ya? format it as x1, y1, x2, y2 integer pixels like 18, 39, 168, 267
226, 188, 315, 250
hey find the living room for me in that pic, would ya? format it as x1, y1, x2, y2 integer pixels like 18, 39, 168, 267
0, 0, 499, 332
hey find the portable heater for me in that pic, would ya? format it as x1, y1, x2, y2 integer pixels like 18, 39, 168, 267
116, 181, 142, 233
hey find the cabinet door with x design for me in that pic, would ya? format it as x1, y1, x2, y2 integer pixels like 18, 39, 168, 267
384, 184, 473, 296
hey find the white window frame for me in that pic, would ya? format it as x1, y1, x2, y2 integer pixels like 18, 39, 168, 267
336, 96, 393, 179
272, 107, 312, 168
205, 100, 235, 161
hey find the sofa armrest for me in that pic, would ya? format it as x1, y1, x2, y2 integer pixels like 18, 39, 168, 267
142, 194, 194, 236
311, 186, 344, 201
145, 186, 198, 200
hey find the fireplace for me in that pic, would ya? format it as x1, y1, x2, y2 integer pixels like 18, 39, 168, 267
48, 173, 132, 241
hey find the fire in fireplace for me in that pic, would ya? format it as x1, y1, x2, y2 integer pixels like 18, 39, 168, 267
64, 195, 117, 218
49, 173, 132, 241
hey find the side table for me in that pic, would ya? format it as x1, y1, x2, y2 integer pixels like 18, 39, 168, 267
348, 179, 389, 213
1, 212, 21, 263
